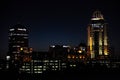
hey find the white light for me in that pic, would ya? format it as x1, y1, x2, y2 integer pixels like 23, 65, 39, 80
55, 60, 58, 62
6, 56, 10, 60
18, 28, 26, 31
63, 45, 70, 48
13, 45, 20, 47
44, 60, 49, 62
24, 37, 28, 39
82, 48, 85, 51
12, 51, 20, 53
10, 28, 15, 31
78, 50, 82, 53
91, 17, 103, 20
51, 45, 55, 48
6, 65, 9, 69
37, 72, 42, 73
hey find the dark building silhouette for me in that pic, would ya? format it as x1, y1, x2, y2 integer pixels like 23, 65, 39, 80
7, 24, 29, 69
8, 24, 28, 60
49, 45, 70, 60
0, 59, 6, 70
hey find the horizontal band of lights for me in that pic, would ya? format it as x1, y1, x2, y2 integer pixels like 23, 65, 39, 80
9, 28, 15, 31
10, 28, 27, 31
18, 28, 26, 31
12, 45, 20, 47
9, 33, 28, 36
91, 17, 104, 20
50, 45, 70, 48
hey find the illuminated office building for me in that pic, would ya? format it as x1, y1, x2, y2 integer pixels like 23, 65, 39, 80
87, 11, 109, 59
20, 51, 67, 74
8, 24, 29, 63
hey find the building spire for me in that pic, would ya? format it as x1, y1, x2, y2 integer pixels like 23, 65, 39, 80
91, 10, 104, 20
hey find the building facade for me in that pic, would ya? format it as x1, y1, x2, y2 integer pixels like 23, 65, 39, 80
20, 51, 67, 74
87, 11, 109, 59
7, 24, 29, 69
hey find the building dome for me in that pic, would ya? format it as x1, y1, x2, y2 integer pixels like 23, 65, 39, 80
91, 10, 104, 20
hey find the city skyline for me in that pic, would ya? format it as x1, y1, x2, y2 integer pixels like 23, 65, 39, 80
0, 0, 120, 58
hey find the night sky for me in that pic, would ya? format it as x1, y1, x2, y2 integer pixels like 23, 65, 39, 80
0, 0, 120, 58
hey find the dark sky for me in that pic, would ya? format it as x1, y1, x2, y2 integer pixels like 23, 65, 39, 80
0, 0, 120, 58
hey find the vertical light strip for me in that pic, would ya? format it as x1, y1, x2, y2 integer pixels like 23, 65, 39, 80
104, 26, 108, 55
99, 29, 102, 55
90, 37, 94, 58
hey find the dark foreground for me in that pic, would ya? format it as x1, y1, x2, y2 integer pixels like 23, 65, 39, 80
1, 68, 120, 80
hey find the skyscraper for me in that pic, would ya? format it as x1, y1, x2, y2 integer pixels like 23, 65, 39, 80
87, 11, 109, 59
8, 24, 29, 63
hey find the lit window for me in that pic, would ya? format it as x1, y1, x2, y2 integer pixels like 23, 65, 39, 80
38, 71, 42, 73
55, 66, 58, 68
18, 28, 26, 31
6, 56, 10, 60
24, 37, 28, 39
44, 60, 49, 62
72, 56, 75, 59
13, 45, 20, 47
20, 48, 23, 51
55, 60, 58, 62
9, 28, 15, 31
62, 63, 66, 65
67, 55, 71, 58
79, 56, 82, 59
50, 60, 53, 62
38, 69, 42, 71
51, 45, 55, 48
63, 45, 70, 48
78, 50, 82, 53
73, 64, 76, 67
43, 69, 46, 71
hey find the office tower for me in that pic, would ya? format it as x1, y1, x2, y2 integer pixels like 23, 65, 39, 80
87, 10, 109, 59
49, 45, 70, 59
8, 24, 29, 63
